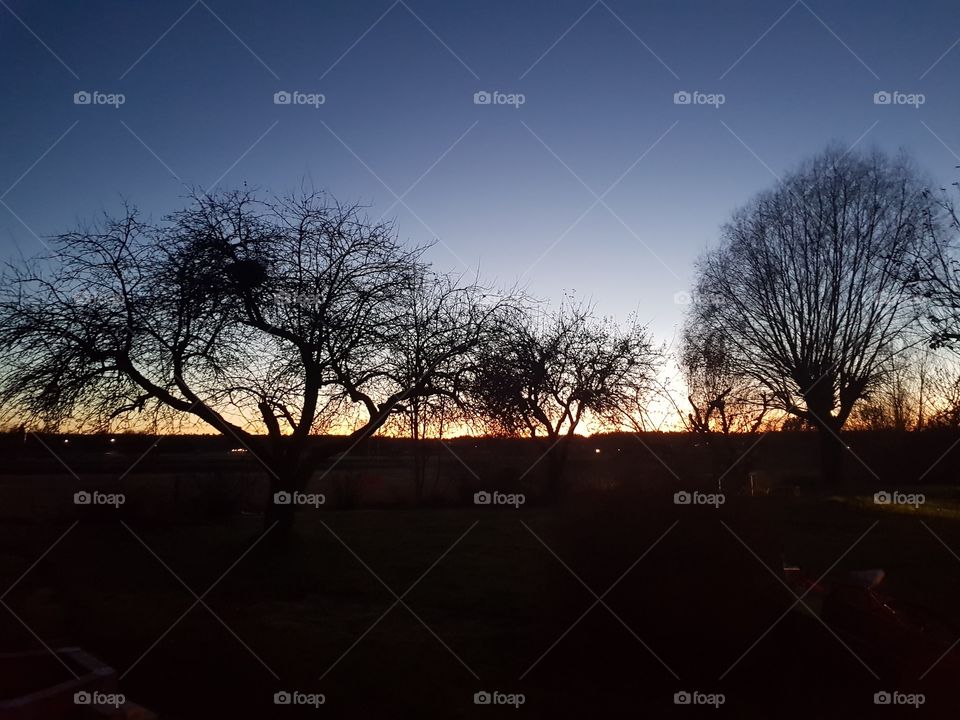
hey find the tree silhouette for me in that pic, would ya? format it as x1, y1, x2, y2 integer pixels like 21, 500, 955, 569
0, 189, 505, 533
679, 322, 771, 491
470, 299, 658, 499
688, 147, 937, 485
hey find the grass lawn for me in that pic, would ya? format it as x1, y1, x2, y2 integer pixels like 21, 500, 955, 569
2, 493, 960, 717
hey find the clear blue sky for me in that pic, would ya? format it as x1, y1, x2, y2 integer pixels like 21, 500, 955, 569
1, 0, 959, 347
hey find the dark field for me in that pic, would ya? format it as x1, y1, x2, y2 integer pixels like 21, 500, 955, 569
3, 434, 960, 718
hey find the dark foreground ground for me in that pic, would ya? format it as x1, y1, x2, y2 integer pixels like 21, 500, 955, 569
3, 491, 960, 718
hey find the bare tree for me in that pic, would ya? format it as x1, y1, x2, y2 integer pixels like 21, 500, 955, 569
688, 146, 937, 484
470, 299, 659, 499
0, 189, 502, 534
678, 321, 772, 491
382, 270, 504, 503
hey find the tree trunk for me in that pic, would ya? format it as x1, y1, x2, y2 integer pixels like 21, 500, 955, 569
543, 436, 571, 502
263, 461, 310, 541
815, 421, 845, 487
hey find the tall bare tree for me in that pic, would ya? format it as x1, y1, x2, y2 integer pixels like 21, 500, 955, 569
470, 299, 659, 499
678, 321, 772, 491
688, 146, 937, 484
0, 189, 502, 533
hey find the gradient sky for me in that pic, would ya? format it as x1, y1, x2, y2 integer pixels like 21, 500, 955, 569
2, 0, 959, 353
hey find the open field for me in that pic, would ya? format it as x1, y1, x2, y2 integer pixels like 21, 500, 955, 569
3, 434, 960, 717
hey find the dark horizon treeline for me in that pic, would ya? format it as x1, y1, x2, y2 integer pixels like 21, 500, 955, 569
2, 144, 960, 531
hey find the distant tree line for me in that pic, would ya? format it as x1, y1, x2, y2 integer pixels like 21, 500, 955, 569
682, 146, 960, 486
4, 145, 960, 532
0, 189, 659, 533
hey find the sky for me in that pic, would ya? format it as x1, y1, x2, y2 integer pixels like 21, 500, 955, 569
1, 0, 959, 360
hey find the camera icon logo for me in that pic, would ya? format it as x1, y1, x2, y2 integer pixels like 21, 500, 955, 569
473, 91, 492, 105
673, 490, 691, 505
73, 90, 92, 105
674, 691, 692, 705
274, 690, 292, 704
873, 91, 892, 105
473, 491, 492, 505
874, 690, 891, 705
273, 491, 292, 505
274, 91, 292, 105
474, 690, 492, 705
73, 690, 92, 704
873, 491, 891, 505
673, 90, 692, 105
74, 490, 91, 505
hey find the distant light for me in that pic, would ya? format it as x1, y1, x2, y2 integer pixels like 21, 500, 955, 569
109, 438, 116, 444
595, 448, 601, 454
230, 448, 247, 454
63, 439, 69, 444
